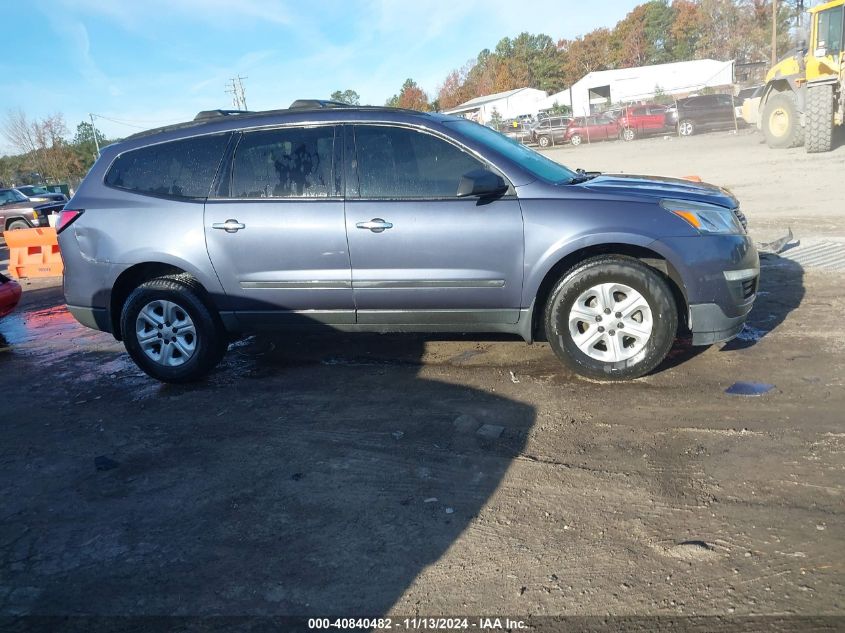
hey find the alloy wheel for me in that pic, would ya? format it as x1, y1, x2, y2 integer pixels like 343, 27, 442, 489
567, 282, 653, 363
135, 299, 197, 366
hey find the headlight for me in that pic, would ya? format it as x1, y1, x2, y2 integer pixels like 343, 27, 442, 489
660, 199, 744, 235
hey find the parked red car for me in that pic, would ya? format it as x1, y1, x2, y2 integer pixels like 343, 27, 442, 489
0, 272, 22, 318
563, 115, 620, 146
617, 104, 671, 141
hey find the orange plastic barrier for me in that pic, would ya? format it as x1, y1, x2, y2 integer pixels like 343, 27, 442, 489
4, 227, 64, 279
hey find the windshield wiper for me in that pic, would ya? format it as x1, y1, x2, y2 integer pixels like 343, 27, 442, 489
566, 169, 601, 184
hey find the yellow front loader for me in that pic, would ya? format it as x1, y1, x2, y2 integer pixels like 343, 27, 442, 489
745, 0, 844, 152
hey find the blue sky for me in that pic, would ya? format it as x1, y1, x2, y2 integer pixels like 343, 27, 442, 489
1, 0, 640, 151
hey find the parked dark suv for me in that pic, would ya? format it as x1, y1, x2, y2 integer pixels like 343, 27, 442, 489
531, 116, 572, 147
666, 94, 742, 136
58, 102, 758, 383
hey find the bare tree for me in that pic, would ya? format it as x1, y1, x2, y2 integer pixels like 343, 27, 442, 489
2, 110, 79, 182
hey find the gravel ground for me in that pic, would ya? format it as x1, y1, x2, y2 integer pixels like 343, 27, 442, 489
1, 131, 843, 630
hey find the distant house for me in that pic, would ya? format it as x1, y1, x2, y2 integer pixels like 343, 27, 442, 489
442, 88, 548, 124
567, 59, 735, 116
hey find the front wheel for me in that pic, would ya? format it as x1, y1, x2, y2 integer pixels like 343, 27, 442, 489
569, 134, 582, 146
622, 127, 636, 141
120, 275, 228, 383
678, 119, 695, 136
762, 92, 804, 149
543, 256, 678, 381
5, 220, 29, 231
538, 135, 551, 148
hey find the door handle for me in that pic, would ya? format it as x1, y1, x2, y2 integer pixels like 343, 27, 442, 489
356, 218, 393, 233
212, 219, 245, 233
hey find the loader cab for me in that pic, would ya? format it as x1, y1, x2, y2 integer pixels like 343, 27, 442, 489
810, 1, 844, 66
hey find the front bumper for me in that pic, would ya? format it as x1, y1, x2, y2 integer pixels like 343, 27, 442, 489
653, 234, 759, 346
689, 300, 753, 345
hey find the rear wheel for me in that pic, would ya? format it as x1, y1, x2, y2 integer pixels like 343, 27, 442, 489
622, 127, 636, 141
538, 135, 551, 148
806, 84, 834, 153
678, 119, 695, 136
570, 134, 582, 146
544, 256, 678, 381
762, 92, 804, 149
120, 275, 227, 383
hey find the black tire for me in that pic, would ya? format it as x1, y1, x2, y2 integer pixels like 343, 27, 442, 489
543, 256, 678, 381
678, 119, 695, 136
538, 135, 551, 148
806, 84, 834, 153
762, 92, 804, 149
622, 127, 636, 142
6, 220, 29, 231
120, 275, 228, 383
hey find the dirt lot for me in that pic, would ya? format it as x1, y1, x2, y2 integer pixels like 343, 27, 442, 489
1, 131, 844, 628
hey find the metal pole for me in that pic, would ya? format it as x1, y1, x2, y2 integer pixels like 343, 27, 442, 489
771, 0, 778, 68
89, 113, 101, 158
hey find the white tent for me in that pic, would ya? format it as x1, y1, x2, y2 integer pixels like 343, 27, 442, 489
536, 89, 572, 112
442, 87, 548, 124
568, 59, 735, 116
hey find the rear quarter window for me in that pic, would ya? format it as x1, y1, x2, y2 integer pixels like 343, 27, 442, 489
105, 134, 230, 199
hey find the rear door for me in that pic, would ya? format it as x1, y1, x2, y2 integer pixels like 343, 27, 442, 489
646, 106, 667, 130
204, 125, 355, 327
344, 124, 524, 324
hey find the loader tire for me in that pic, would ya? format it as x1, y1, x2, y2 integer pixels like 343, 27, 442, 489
762, 92, 804, 149
806, 84, 834, 154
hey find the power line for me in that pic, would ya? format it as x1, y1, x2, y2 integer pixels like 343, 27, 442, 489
225, 75, 249, 110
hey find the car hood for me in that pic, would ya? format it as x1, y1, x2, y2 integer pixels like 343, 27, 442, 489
575, 173, 738, 208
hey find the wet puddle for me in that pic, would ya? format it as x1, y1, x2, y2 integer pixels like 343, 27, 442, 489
725, 382, 775, 396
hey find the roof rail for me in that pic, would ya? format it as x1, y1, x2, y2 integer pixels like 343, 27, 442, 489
288, 99, 351, 110
193, 109, 253, 121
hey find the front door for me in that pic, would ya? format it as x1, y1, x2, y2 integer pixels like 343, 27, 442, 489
204, 125, 354, 327
344, 124, 524, 325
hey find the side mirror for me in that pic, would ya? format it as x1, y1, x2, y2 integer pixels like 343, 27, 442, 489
456, 169, 508, 198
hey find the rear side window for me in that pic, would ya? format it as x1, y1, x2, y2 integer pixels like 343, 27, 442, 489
353, 125, 484, 199
230, 126, 336, 198
105, 134, 229, 199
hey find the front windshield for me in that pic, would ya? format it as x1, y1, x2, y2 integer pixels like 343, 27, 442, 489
446, 119, 578, 184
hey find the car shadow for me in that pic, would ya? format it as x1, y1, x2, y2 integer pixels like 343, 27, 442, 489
3, 301, 537, 620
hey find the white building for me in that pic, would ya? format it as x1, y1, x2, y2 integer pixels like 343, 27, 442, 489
536, 89, 573, 113
567, 59, 735, 116
442, 87, 547, 124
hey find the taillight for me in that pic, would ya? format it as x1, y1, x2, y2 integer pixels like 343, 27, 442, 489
56, 209, 83, 234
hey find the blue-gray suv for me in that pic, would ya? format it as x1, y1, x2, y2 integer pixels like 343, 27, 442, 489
57, 102, 759, 383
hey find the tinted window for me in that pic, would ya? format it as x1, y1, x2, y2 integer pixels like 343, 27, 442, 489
105, 134, 229, 199
1, 189, 28, 204
230, 126, 335, 198
354, 126, 484, 199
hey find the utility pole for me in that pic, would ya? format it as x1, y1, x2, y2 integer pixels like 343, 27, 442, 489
89, 113, 100, 158
771, 0, 778, 67
225, 75, 249, 110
